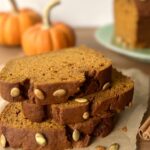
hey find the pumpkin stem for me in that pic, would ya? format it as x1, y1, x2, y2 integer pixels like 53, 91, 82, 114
43, 0, 60, 28
10, 0, 18, 12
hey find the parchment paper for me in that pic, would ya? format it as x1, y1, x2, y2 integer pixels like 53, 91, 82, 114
0, 68, 149, 150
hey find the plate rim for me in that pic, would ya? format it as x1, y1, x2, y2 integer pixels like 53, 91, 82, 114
95, 24, 150, 63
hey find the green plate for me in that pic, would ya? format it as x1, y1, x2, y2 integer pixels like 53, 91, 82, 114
95, 24, 150, 63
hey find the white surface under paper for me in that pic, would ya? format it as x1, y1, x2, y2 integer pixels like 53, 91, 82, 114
0, 68, 149, 150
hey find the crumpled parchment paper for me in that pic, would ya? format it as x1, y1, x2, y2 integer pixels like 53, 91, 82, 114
0, 68, 149, 150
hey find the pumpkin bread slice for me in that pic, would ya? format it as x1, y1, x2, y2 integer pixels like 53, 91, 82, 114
22, 69, 134, 124
0, 46, 112, 105
0, 103, 114, 150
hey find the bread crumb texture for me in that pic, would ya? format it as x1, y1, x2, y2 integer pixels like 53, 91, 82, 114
0, 46, 111, 84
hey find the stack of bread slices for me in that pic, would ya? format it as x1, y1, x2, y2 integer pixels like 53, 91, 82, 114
0, 46, 134, 150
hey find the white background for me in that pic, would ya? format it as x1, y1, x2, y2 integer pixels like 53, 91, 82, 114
0, 0, 114, 27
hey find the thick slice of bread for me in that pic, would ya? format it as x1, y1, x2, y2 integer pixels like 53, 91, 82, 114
0, 46, 112, 105
0, 103, 114, 150
22, 69, 134, 124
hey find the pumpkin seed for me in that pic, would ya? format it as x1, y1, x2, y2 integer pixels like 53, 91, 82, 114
35, 133, 47, 146
72, 129, 80, 142
53, 89, 66, 97
10, 87, 20, 97
75, 98, 88, 103
34, 89, 45, 100
0, 134, 6, 148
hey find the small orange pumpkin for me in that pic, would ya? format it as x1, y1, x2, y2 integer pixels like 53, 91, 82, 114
22, 0, 76, 56
0, 0, 42, 46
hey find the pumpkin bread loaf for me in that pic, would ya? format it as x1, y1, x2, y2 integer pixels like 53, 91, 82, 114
22, 69, 134, 124
0, 103, 115, 150
0, 46, 112, 105
114, 0, 150, 48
